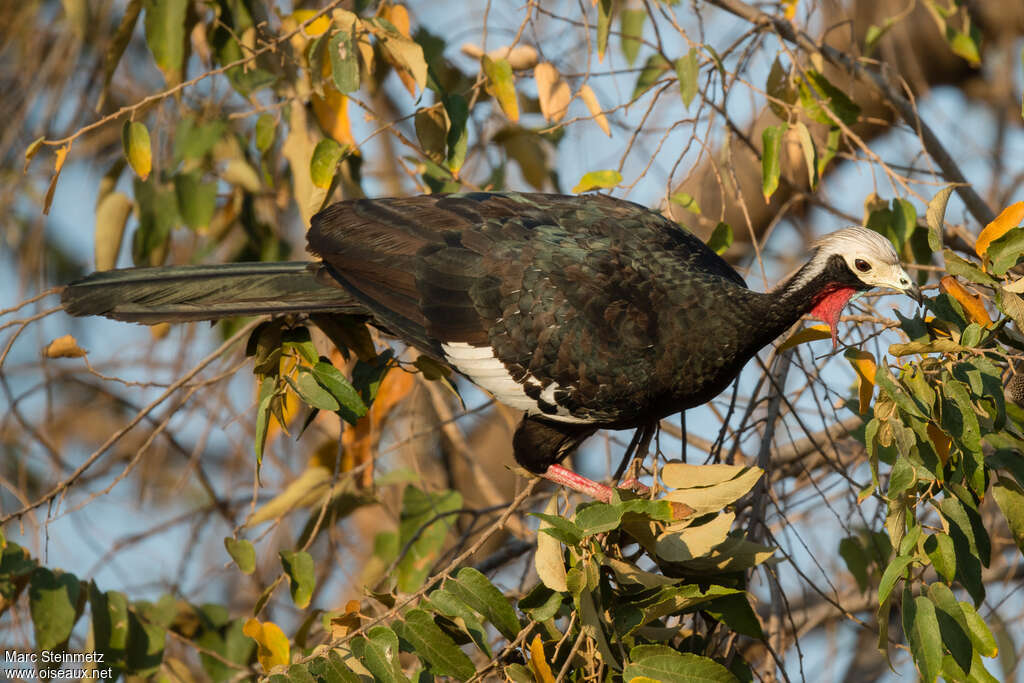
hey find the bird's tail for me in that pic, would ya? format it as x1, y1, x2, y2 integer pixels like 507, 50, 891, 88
61, 261, 363, 324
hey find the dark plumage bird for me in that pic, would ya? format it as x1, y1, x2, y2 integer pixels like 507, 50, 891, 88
63, 192, 921, 499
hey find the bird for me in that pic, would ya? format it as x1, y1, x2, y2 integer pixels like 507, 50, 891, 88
62, 192, 922, 501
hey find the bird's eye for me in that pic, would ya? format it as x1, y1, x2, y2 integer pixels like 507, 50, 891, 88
854, 258, 872, 273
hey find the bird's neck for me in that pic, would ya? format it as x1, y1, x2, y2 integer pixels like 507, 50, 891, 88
766, 253, 868, 347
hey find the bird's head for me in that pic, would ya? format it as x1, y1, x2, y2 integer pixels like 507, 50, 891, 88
785, 226, 922, 348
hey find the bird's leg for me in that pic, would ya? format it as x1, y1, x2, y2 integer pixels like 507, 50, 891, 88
542, 465, 649, 503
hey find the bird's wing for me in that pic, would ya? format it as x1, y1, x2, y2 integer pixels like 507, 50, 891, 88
307, 192, 747, 422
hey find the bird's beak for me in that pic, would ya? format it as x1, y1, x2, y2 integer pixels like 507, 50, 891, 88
891, 267, 923, 305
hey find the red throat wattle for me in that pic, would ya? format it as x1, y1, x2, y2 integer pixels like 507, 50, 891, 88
809, 286, 858, 349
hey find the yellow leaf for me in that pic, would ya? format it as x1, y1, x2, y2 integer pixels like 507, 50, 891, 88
663, 467, 763, 517
43, 334, 86, 359
534, 63, 570, 123
535, 495, 568, 592
976, 201, 1024, 258
342, 366, 413, 487
939, 275, 991, 326
782, 0, 798, 20
572, 169, 621, 193
578, 84, 610, 137
778, 324, 831, 351
459, 43, 538, 70
656, 511, 735, 562
94, 191, 133, 271
43, 143, 72, 215
844, 348, 876, 414
529, 634, 556, 683
23, 136, 45, 172
243, 618, 290, 671
927, 422, 951, 466
482, 56, 519, 122
291, 9, 330, 37
311, 86, 356, 146
381, 4, 410, 37
661, 462, 753, 490
330, 599, 362, 639
121, 121, 151, 180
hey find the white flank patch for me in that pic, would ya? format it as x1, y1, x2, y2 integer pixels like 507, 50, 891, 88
441, 342, 591, 423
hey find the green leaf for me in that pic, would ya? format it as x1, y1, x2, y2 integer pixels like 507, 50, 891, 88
926, 186, 955, 253
620, 9, 646, 65
122, 121, 152, 181
943, 249, 997, 287
924, 533, 957, 584
531, 512, 584, 546
793, 121, 818, 188
703, 593, 763, 639
29, 568, 81, 651
311, 360, 368, 424
482, 55, 518, 121
597, 0, 613, 61
799, 70, 861, 125
443, 94, 469, 174
174, 117, 227, 162
927, 583, 974, 675
669, 192, 700, 213
903, 591, 943, 683
398, 609, 476, 680
992, 475, 1024, 553
396, 487, 462, 592
572, 169, 622, 193
674, 48, 699, 108
986, 228, 1024, 275
143, 0, 187, 83
959, 600, 998, 657
255, 114, 276, 154
280, 550, 315, 608
765, 56, 795, 121
707, 221, 733, 255
224, 538, 255, 574
632, 54, 671, 100
937, 497, 986, 605
310, 138, 346, 189
448, 567, 521, 641
329, 28, 360, 93
575, 501, 623, 535
948, 28, 981, 66
761, 124, 784, 202
624, 645, 738, 683
877, 554, 915, 604
254, 376, 275, 465
839, 537, 870, 591
173, 171, 217, 231
292, 371, 340, 411
352, 626, 408, 683
89, 585, 128, 676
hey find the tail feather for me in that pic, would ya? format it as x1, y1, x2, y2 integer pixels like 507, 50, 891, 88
61, 261, 364, 324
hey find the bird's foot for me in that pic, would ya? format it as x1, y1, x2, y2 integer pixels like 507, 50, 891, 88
542, 464, 649, 503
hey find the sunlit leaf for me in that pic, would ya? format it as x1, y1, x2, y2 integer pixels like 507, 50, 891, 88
620, 9, 646, 65
793, 121, 818, 188
43, 334, 87, 359
243, 618, 290, 671
778, 323, 831, 350
122, 121, 151, 180
578, 84, 611, 136
310, 139, 346, 190
670, 192, 700, 213
312, 87, 356, 147
975, 201, 1024, 258
535, 496, 567, 592
674, 48, 699, 108
93, 192, 132, 270
572, 169, 621, 193
482, 56, 518, 121
707, 221, 732, 255
224, 537, 255, 574
29, 568, 81, 651
843, 348, 876, 414
938, 276, 990, 326
761, 124, 784, 202
280, 550, 315, 608
143, 0, 187, 83
534, 62, 570, 123
596, 0, 612, 61
529, 634, 556, 683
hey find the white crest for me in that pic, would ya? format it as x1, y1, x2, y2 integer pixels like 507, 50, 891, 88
783, 226, 914, 295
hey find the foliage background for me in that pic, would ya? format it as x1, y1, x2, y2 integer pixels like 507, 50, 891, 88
2, 0, 1024, 680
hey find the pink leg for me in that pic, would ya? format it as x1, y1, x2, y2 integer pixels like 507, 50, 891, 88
542, 464, 649, 502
